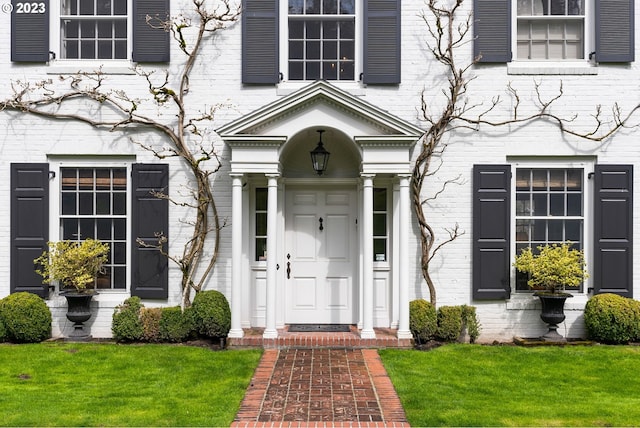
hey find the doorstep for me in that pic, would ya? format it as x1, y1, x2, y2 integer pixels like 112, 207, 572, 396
227, 326, 413, 349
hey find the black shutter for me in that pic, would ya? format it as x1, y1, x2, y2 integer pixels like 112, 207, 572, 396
11, 0, 49, 62
473, 0, 511, 63
132, 0, 170, 62
363, 0, 401, 84
593, 165, 633, 297
595, 0, 634, 62
131, 164, 169, 299
242, 0, 279, 84
10, 164, 49, 297
473, 165, 511, 300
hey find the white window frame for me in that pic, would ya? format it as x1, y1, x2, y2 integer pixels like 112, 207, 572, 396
508, 0, 597, 75
509, 159, 594, 296
48, 158, 133, 293
49, 0, 133, 73
279, 0, 362, 84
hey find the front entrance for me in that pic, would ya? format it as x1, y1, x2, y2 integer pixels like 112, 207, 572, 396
285, 186, 358, 324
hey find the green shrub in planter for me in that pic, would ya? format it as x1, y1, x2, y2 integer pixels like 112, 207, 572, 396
160, 306, 195, 343
0, 292, 51, 343
409, 299, 437, 343
192, 290, 231, 338
112, 296, 144, 342
140, 307, 162, 342
437, 305, 464, 342
584, 293, 640, 344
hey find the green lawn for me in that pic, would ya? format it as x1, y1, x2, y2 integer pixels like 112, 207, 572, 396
0, 343, 262, 426
380, 344, 640, 427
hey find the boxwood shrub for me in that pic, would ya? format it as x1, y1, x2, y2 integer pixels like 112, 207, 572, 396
584, 293, 640, 344
437, 305, 464, 342
140, 307, 163, 342
191, 290, 231, 339
159, 306, 195, 343
409, 299, 437, 343
0, 292, 51, 343
0, 316, 6, 342
112, 296, 144, 342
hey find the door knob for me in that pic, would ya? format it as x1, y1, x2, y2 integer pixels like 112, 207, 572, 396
319, 217, 324, 231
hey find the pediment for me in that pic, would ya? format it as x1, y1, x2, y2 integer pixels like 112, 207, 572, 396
217, 81, 424, 138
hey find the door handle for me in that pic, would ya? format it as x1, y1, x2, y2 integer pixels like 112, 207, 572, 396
319, 217, 324, 231
286, 253, 291, 279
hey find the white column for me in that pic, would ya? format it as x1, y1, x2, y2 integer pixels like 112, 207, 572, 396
263, 174, 280, 339
228, 174, 244, 338
397, 174, 412, 339
361, 174, 376, 339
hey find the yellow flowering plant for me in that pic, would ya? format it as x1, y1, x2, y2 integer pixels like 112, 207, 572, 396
34, 239, 110, 293
513, 242, 588, 295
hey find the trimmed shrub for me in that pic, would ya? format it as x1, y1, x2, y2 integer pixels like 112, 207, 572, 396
461, 305, 481, 343
112, 296, 144, 342
0, 316, 6, 343
191, 290, 231, 338
159, 306, 195, 343
140, 307, 163, 342
409, 299, 437, 343
0, 292, 51, 343
437, 305, 464, 342
584, 293, 640, 344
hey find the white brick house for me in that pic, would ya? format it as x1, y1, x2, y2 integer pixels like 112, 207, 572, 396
1, 0, 637, 342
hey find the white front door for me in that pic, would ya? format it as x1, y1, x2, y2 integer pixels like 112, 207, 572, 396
285, 187, 357, 324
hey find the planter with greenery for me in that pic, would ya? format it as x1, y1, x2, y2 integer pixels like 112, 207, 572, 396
34, 239, 110, 339
513, 242, 588, 341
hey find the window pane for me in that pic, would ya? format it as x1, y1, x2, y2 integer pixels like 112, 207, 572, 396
81, 20, 96, 37
289, 62, 304, 80
324, 21, 337, 38
532, 193, 547, 216
113, 192, 126, 215
323, 62, 338, 80
256, 238, 267, 261
550, 0, 565, 15
374, 238, 386, 261
306, 62, 320, 79
324, 41, 337, 59
289, 0, 303, 14
81, 41, 96, 59
516, 193, 531, 216
340, 0, 355, 14
290, 20, 304, 38
80, 0, 94, 15
113, 242, 126, 264
373, 213, 386, 236
548, 220, 563, 241
549, 193, 564, 216
62, 193, 77, 215
255, 213, 267, 236
568, 0, 583, 14
97, 219, 112, 240
339, 61, 354, 80
96, 192, 111, 214
79, 193, 94, 215
114, 218, 126, 240
78, 169, 93, 190
307, 21, 321, 39
373, 188, 387, 211
114, 40, 127, 59
323, 0, 337, 14
290, 41, 304, 59
62, 219, 79, 240
306, 0, 320, 14
98, 21, 112, 38
256, 188, 267, 210
114, 0, 127, 15
340, 41, 354, 59
97, 0, 111, 15
114, 20, 127, 38
80, 218, 95, 239
340, 21, 354, 38
113, 267, 126, 289
65, 20, 79, 38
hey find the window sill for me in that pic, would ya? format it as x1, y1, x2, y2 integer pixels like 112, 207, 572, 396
507, 61, 598, 75
47, 60, 137, 75
276, 81, 366, 96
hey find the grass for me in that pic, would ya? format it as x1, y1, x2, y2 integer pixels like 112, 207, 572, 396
380, 344, 640, 427
0, 342, 262, 426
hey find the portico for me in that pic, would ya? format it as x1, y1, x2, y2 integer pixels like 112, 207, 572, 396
218, 81, 423, 340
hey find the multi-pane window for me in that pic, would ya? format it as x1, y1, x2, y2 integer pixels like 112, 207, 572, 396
373, 188, 387, 262
516, 0, 585, 60
61, 0, 128, 60
60, 168, 127, 289
288, 0, 355, 80
255, 188, 268, 261
514, 168, 584, 291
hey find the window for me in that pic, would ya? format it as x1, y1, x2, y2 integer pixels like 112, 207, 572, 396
60, 167, 128, 289
516, 0, 585, 60
255, 188, 268, 261
373, 188, 387, 262
514, 168, 584, 291
287, 0, 355, 81
60, 0, 128, 60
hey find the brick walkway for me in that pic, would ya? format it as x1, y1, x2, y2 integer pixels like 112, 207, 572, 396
232, 348, 409, 427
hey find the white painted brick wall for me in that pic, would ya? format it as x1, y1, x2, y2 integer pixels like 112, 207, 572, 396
1, 0, 639, 341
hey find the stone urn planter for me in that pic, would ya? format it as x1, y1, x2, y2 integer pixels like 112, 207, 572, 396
534, 292, 573, 342
61, 290, 97, 340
